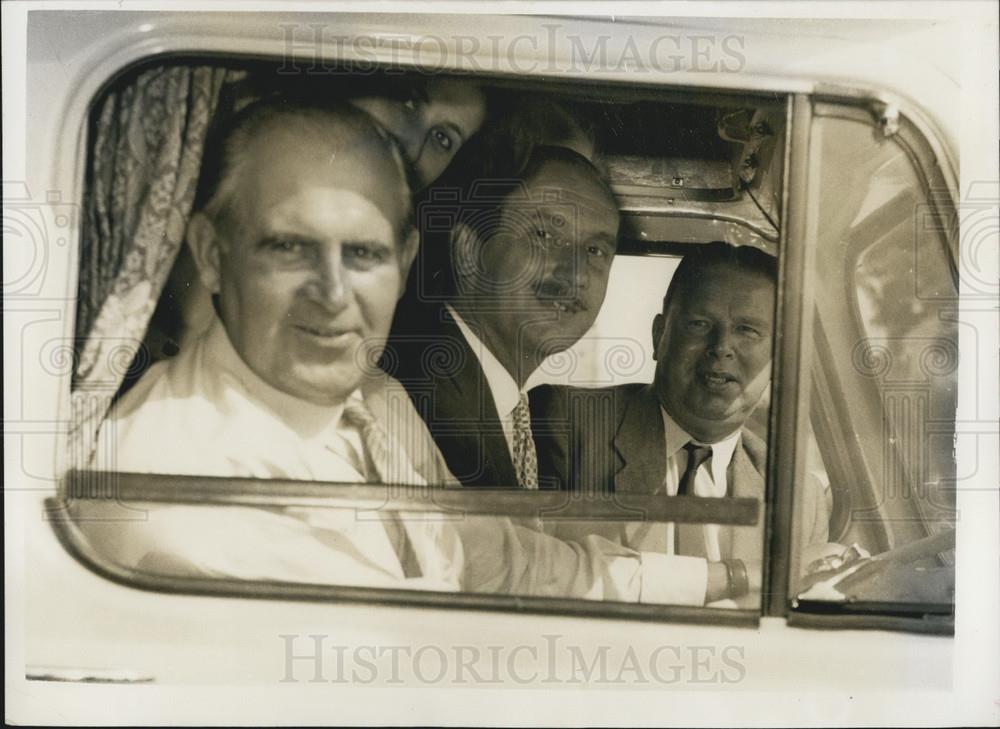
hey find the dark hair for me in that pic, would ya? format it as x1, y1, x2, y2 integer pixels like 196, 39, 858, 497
479, 95, 598, 179
457, 144, 611, 241
662, 241, 778, 313
437, 93, 599, 185
193, 96, 413, 240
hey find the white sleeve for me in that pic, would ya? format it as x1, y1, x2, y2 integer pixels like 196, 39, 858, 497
455, 516, 708, 606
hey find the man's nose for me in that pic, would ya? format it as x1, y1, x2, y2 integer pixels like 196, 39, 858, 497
707, 326, 736, 358
306, 252, 351, 311
551, 244, 589, 292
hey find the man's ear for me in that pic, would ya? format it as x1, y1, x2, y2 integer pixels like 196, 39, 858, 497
396, 226, 420, 299
186, 212, 224, 294
651, 312, 665, 361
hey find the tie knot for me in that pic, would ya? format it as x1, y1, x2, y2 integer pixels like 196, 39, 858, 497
342, 400, 377, 431
683, 442, 713, 471
676, 442, 712, 497
340, 399, 427, 489
340, 400, 385, 483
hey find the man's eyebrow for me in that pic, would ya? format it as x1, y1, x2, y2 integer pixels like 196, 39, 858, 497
580, 232, 618, 248
256, 232, 316, 248
343, 238, 394, 249
738, 314, 772, 328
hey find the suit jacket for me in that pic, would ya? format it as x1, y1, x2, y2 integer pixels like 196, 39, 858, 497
384, 300, 519, 488
530, 382, 830, 569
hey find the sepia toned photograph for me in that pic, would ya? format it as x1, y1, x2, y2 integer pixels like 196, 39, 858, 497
4, 1, 998, 725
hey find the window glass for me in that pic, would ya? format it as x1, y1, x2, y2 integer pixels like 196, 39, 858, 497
794, 110, 957, 611
854, 218, 959, 543
67, 58, 788, 617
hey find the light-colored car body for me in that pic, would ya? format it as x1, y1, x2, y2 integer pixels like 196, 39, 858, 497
5, 7, 998, 725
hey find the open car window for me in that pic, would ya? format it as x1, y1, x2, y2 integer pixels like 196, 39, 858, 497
58, 55, 956, 631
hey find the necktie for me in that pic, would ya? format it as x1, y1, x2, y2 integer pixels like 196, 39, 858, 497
342, 401, 425, 486
511, 392, 539, 490
675, 442, 713, 556
678, 442, 713, 496
341, 400, 421, 577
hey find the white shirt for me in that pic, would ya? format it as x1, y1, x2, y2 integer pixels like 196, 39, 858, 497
656, 407, 741, 562
91, 317, 463, 590
97, 317, 377, 482
87, 317, 709, 605
614, 410, 740, 560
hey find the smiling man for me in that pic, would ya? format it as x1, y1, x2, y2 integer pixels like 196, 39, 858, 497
531, 242, 833, 606
188, 105, 417, 408
651, 243, 775, 445
384, 145, 620, 489
90, 99, 471, 588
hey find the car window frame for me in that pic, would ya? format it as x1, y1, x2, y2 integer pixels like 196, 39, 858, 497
51, 44, 958, 633
50, 470, 761, 627
776, 97, 958, 634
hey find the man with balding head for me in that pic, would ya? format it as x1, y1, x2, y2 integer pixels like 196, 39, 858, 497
188, 101, 417, 408
386, 145, 620, 489
90, 99, 465, 588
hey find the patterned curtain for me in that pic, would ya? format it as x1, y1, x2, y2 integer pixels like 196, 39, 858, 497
69, 65, 240, 468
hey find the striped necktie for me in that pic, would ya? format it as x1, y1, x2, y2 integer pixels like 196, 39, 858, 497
511, 392, 539, 490
341, 400, 421, 577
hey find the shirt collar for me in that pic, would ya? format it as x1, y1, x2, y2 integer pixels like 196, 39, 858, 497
203, 316, 360, 441
659, 406, 742, 484
446, 303, 524, 418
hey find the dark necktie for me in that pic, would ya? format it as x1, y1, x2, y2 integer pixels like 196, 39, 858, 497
678, 442, 713, 496
675, 442, 713, 555
342, 401, 421, 578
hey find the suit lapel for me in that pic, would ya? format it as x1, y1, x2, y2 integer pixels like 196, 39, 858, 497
433, 309, 517, 488
614, 384, 667, 495
720, 434, 766, 562
612, 392, 767, 563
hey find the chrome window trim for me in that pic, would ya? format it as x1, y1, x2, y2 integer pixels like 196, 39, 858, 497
762, 93, 813, 617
